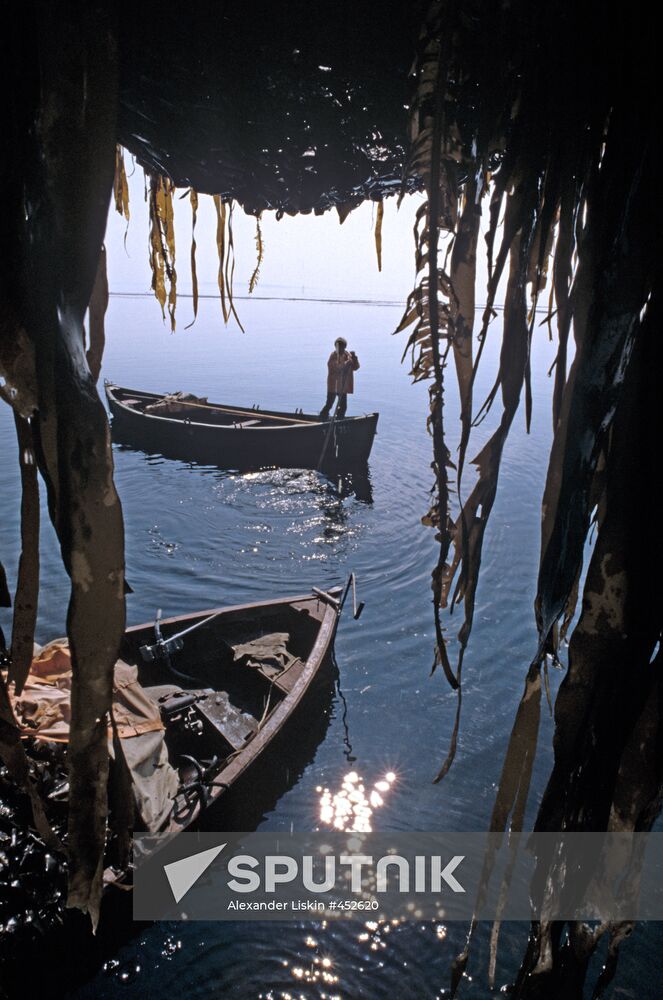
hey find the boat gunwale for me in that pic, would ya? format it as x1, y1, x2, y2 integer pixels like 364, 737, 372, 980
125, 589, 339, 636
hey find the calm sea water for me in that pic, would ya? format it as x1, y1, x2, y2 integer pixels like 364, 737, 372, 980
0, 293, 657, 998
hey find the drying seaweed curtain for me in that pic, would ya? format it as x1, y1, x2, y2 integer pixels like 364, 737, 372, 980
0, 3, 126, 929
397, 0, 661, 994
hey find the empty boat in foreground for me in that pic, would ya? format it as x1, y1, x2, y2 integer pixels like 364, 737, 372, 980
3, 583, 361, 944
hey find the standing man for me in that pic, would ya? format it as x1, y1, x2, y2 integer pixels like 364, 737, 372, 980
319, 337, 360, 419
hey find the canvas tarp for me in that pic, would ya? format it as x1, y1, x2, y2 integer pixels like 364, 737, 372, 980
9, 640, 179, 831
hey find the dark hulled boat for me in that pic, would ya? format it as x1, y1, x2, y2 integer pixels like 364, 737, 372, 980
105, 383, 378, 470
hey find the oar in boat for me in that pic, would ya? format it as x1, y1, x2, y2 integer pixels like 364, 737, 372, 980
312, 572, 364, 620
141, 572, 364, 679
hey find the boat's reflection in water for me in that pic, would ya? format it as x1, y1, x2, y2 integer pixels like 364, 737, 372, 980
113, 442, 374, 506
323, 463, 373, 505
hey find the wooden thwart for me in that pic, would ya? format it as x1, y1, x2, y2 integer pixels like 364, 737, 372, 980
149, 396, 314, 426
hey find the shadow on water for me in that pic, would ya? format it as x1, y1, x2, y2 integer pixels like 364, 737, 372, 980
0, 657, 338, 1000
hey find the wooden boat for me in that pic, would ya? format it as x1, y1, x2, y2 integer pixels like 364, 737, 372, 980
114, 585, 345, 841
105, 383, 379, 470
0, 585, 350, 946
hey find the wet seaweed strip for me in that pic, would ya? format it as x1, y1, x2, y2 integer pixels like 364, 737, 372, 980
224, 202, 244, 331
511, 295, 661, 996
187, 189, 198, 320
212, 195, 244, 331
213, 195, 229, 323
535, 124, 652, 660
113, 145, 131, 251
113, 146, 130, 221
551, 183, 577, 428
185, 190, 199, 329
163, 180, 177, 330
148, 175, 167, 322
0, 560, 10, 607
249, 215, 264, 294
374, 200, 384, 272
147, 175, 177, 330
449, 176, 480, 477
336, 202, 356, 224
396, 2, 460, 692
9, 2, 129, 930
85, 244, 109, 382
224, 202, 235, 312
7, 413, 39, 694
395, 5, 660, 991
51, 361, 126, 932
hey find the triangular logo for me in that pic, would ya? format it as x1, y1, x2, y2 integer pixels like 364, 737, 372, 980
164, 843, 226, 903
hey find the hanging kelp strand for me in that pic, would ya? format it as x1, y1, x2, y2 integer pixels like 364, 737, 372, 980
396, 9, 466, 694
224, 202, 243, 330
213, 195, 244, 331
85, 245, 109, 382
399, 0, 587, 781
396, 1, 661, 994
148, 178, 167, 321
249, 215, 264, 294
213, 195, 228, 321
148, 174, 177, 330
186, 189, 199, 328
374, 200, 384, 272
113, 145, 130, 222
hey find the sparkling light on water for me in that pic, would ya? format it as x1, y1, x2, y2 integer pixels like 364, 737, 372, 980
317, 770, 397, 832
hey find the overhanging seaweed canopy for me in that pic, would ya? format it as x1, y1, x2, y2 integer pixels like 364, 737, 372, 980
113, 0, 427, 331
397, 0, 661, 993
117, 0, 425, 214
402, 0, 659, 734
0, 2, 661, 995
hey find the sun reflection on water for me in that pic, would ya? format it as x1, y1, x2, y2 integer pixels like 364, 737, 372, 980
317, 770, 397, 832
